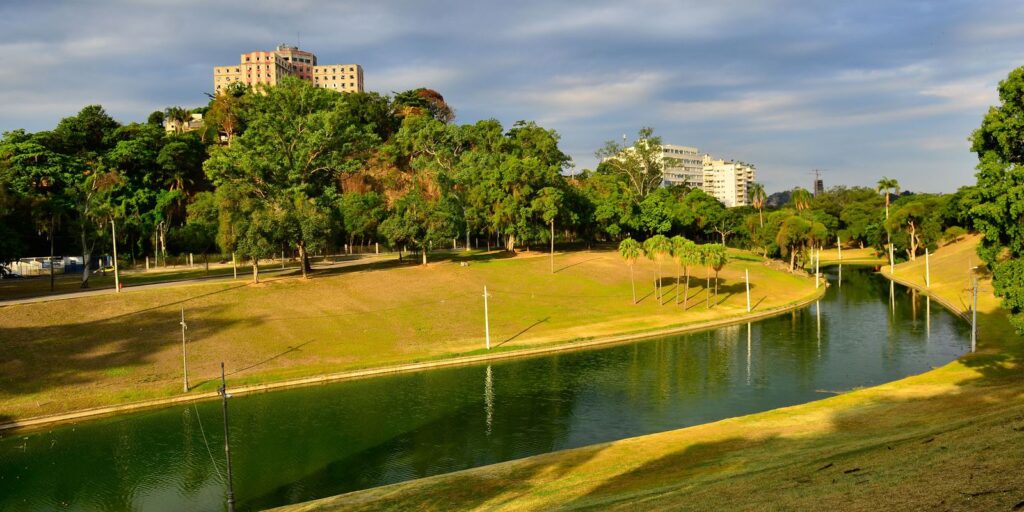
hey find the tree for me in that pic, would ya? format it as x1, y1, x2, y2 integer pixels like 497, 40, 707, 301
705, 243, 729, 301
532, 187, 563, 273
876, 177, 900, 219
595, 127, 675, 202
164, 106, 192, 133
749, 182, 767, 227
791, 187, 813, 211
969, 65, 1024, 332
669, 235, 689, 305
643, 234, 671, 305
678, 239, 701, 309
619, 238, 642, 304
205, 77, 377, 278
170, 191, 219, 272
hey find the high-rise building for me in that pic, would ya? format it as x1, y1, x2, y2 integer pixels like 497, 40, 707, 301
701, 155, 756, 208
660, 145, 704, 189
213, 44, 364, 94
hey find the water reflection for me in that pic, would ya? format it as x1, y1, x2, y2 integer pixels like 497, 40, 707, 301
0, 268, 971, 512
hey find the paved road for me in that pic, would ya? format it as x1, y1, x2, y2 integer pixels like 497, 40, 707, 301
0, 254, 392, 307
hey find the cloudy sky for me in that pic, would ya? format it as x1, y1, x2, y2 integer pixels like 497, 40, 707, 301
1, 0, 1021, 193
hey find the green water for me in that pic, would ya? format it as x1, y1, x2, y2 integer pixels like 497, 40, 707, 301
0, 268, 969, 511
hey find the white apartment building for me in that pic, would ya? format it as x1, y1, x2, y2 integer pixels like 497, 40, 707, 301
701, 155, 756, 207
660, 145, 703, 188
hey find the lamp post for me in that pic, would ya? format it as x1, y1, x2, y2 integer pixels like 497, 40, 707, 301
970, 266, 978, 353
110, 219, 120, 293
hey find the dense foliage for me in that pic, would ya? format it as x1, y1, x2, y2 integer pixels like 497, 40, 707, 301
969, 65, 1024, 333
0, 77, 972, 288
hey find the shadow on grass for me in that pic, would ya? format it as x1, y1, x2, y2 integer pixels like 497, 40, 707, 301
498, 317, 550, 347
0, 303, 250, 398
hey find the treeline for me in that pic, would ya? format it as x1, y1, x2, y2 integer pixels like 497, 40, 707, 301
0, 75, 984, 296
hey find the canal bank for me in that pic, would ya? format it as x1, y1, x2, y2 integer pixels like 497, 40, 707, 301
0, 280, 825, 433
270, 237, 1023, 512
1, 265, 980, 511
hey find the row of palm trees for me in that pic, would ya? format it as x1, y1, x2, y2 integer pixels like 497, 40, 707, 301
618, 235, 729, 308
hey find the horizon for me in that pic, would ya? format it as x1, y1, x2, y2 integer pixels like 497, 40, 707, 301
2, 1, 1022, 193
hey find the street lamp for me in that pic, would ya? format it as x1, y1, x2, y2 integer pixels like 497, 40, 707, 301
110, 219, 120, 293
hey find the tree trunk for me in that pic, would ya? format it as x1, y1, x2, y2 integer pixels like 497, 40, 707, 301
204, 253, 209, 274
714, 271, 720, 300
466, 227, 471, 252
252, 259, 260, 284
630, 264, 636, 304
683, 267, 690, 309
758, 209, 763, 228
706, 270, 710, 309
80, 225, 91, 289
422, 246, 427, 265
550, 219, 555, 273
506, 234, 516, 253
673, 263, 680, 305
908, 222, 918, 260
657, 262, 664, 305
790, 250, 796, 273
299, 242, 309, 279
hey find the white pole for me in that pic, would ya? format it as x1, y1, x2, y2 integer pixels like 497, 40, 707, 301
814, 248, 820, 289
837, 235, 841, 261
745, 268, 751, 312
483, 286, 491, 350
180, 308, 189, 392
375, 242, 379, 254
925, 248, 930, 288
889, 243, 895, 275
145, 256, 149, 271
190, 253, 194, 268
110, 220, 120, 293
231, 253, 237, 280
972, 274, 978, 352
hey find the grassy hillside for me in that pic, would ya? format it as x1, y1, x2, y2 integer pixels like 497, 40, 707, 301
276, 235, 1024, 512
0, 248, 814, 423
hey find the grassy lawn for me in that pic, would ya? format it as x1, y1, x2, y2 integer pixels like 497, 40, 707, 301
275, 235, 1024, 512
0, 248, 815, 423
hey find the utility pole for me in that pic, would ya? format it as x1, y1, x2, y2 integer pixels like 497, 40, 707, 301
180, 309, 189, 392
483, 286, 491, 350
550, 219, 555, 274
49, 215, 55, 293
231, 253, 237, 280
219, 363, 237, 512
745, 268, 751, 312
889, 242, 895, 275
971, 272, 978, 353
925, 248, 930, 288
111, 220, 120, 293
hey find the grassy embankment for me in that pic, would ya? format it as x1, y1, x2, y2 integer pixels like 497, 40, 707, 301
276, 235, 1024, 512
0, 248, 816, 424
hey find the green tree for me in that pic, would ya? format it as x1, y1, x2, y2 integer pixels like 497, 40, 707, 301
678, 239, 701, 309
969, 65, 1024, 332
791, 187, 813, 211
595, 127, 675, 201
532, 186, 563, 273
619, 237, 642, 304
748, 182, 767, 227
643, 234, 671, 304
205, 77, 377, 278
876, 177, 900, 219
703, 243, 729, 302
669, 235, 689, 305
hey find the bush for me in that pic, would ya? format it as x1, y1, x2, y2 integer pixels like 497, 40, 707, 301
943, 226, 967, 244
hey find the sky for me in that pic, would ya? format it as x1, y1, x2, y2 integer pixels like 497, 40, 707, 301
1, 0, 1022, 193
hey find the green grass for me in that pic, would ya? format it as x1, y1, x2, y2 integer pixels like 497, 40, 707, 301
0, 248, 816, 423
273, 235, 1024, 512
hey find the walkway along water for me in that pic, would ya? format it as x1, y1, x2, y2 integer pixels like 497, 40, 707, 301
0, 267, 969, 511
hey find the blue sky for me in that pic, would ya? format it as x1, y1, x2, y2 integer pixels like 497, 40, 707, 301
1, 0, 1021, 193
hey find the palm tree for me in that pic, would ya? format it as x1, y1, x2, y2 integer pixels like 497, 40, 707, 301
706, 244, 729, 302
700, 244, 713, 309
669, 235, 689, 305
644, 234, 671, 305
791, 187, 813, 211
164, 106, 192, 133
748, 183, 767, 227
619, 238, 642, 304
679, 240, 701, 309
876, 177, 900, 219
